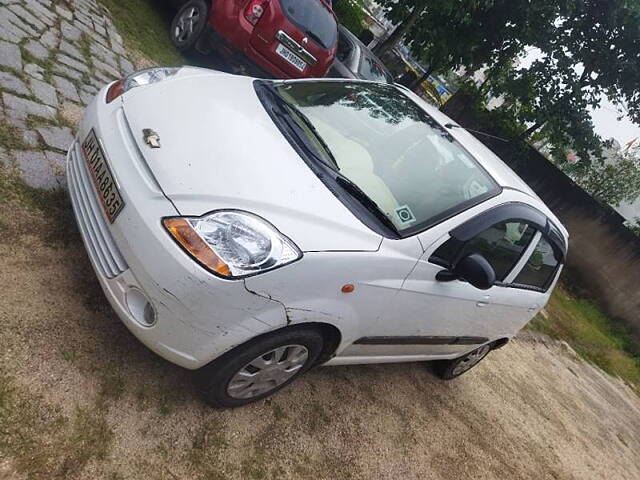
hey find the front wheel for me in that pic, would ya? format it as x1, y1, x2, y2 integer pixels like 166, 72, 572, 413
198, 327, 324, 408
170, 0, 209, 52
435, 344, 492, 380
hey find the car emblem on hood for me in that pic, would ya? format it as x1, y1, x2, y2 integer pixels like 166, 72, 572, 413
301, 37, 308, 45
143, 129, 161, 148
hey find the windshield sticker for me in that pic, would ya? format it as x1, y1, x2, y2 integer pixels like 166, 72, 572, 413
395, 205, 416, 225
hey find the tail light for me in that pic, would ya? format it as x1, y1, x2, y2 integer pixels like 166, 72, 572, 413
245, 0, 268, 25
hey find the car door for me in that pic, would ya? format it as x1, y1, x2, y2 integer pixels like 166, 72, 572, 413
352, 201, 565, 360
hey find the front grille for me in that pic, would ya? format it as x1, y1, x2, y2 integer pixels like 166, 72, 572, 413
67, 141, 128, 279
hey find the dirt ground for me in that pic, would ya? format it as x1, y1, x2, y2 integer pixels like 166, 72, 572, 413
1, 189, 640, 480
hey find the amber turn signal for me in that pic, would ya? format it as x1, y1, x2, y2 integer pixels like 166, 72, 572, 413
341, 284, 355, 293
163, 218, 231, 277
106, 78, 126, 103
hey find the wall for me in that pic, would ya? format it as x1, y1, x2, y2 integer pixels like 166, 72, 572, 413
442, 95, 640, 339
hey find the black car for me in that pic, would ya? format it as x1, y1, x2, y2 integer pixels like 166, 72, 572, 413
327, 25, 393, 83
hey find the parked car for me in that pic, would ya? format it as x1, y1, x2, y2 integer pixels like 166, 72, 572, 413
327, 24, 393, 83
169, 0, 338, 78
67, 67, 568, 407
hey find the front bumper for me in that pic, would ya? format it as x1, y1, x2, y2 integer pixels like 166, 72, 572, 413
66, 85, 287, 369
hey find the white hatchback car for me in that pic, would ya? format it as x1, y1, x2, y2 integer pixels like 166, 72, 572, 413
67, 67, 568, 407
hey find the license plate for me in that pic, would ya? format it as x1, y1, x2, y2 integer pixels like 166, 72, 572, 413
81, 129, 125, 223
275, 43, 306, 72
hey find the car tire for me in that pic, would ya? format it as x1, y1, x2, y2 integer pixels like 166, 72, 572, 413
434, 343, 492, 380
171, 0, 209, 52
198, 326, 324, 408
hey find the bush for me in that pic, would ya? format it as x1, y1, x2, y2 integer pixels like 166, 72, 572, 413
332, 0, 365, 36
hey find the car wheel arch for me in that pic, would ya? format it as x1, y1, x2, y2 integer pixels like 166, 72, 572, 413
197, 321, 342, 371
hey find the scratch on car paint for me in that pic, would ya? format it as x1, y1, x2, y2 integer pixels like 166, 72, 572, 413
243, 282, 291, 325
285, 307, 337, 322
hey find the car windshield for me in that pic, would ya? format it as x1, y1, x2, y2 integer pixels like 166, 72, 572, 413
359, 55, 390, 83
279, 0, 337, 49
271, 82, 499, 234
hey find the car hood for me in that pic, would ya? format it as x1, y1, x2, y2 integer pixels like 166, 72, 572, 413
121, 68, 381, 252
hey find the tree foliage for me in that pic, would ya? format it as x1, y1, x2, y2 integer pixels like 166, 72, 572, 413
373, 0, 640, 173
573, 146, 640, 207
332, 0, 365, 36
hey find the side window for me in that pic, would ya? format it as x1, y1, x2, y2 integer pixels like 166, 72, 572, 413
513, 235, 560, 289
430, 221, 535, 281
336, 33, 353, 62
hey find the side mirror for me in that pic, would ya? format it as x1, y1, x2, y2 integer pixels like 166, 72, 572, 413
435, 253, 496, 290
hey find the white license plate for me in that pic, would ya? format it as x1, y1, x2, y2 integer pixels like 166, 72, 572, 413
81, 129, 125, 223
275, 43, 307, 72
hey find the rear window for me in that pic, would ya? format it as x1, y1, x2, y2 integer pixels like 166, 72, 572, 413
280, 0, 337, 49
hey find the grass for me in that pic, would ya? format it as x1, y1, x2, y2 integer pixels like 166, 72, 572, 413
97, 0, 186, 66
530, 285, 640, 390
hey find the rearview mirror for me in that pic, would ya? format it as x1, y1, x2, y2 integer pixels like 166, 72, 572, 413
435, 253, 496, 290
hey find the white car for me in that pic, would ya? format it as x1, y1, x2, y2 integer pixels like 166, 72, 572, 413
67, 67, 568, 407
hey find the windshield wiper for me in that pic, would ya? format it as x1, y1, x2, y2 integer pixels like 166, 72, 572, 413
335, 175, 398, 235
304, 30, 325, 48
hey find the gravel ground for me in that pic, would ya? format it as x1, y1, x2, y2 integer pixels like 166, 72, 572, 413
0, 197, 639, 479
1, 1, 640, 479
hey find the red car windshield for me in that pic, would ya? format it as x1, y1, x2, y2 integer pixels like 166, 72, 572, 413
279, 0, 337, 49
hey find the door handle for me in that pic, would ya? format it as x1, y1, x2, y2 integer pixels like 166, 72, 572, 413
528, 306, 539, 313
476, 301, 488, 307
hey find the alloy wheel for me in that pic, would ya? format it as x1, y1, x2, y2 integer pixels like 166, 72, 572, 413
174, 7, 200, 43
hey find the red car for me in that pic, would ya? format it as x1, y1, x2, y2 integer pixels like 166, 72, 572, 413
169, 0, 338, 79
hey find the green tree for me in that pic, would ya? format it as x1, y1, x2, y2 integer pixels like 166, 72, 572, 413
487, 0, 640, 167
573, 147, 640, 207
332, 0, 365, 36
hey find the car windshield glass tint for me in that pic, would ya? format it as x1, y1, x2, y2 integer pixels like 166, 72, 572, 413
359, 55, 389, 82
274, 82, 499, 234
280, 0, 337, 49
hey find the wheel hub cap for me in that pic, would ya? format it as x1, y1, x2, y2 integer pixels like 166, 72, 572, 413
227, 345, 309, 399
452, 345, 491, 376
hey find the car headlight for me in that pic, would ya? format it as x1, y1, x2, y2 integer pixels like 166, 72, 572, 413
106, 67, 181, 103
163, 210, 302, 278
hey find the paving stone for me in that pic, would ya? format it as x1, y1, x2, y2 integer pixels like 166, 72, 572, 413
92, 70, 115, 85
0, 13, 23, 43
39, 29, 59, 49
61, 20, 82, 42
57, 53, 89, 73
14, 150, 58, 189
59, 40, 83, 61
37, 126, 74, 151
23, 63, 44, 80
82, 26, 109, 49
55, 5, 73, 21
45, 150, 67, 188
23, 0, 56, 26
22, 130, 39, 148
53, 63, 84, 80
78, 88, 94, 105
90, 42, 118, 67
7, 4, 47, 32
3, 92, 55, 120
92, 20, 107, 38
0, 40, 22, 70
30, 78, 58, 107
119, 56, 134, 75
74, 11, 93, 29
82, 83, 98, 94
52, 75, 81, 103
93, 57, 119, 77
2, 8, 38, 38
24, 39, 48, 60
0, 71, 29, 96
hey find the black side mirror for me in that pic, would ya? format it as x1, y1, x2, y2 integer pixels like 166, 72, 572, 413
435, 253, 496, 290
